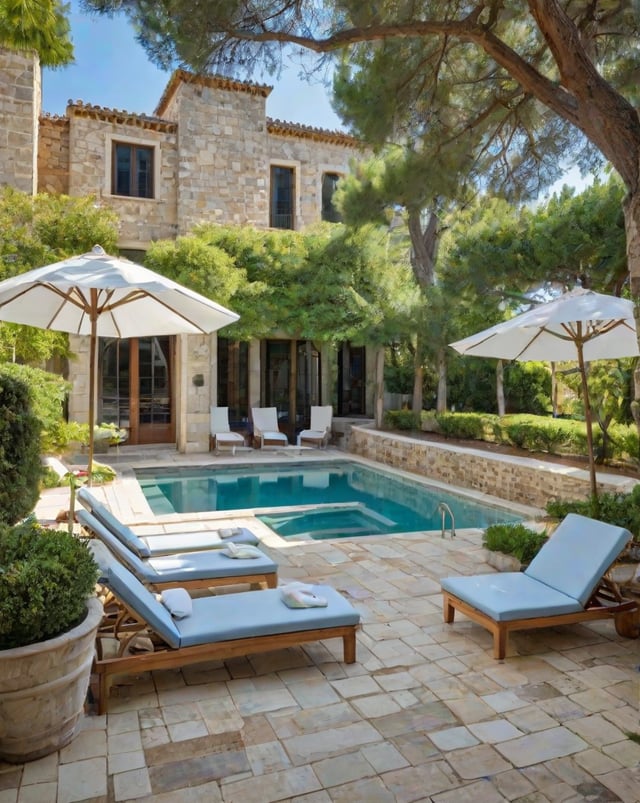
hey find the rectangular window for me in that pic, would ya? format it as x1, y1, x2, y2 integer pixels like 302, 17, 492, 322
112, 142, 154, 198
322, 172, 342, 222
270, 166, 295, 229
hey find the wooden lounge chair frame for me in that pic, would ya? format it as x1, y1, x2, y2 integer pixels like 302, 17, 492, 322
443, 575, 639, 660
92, 564, 359, 713
441, 513, 639, 659
78, 509, 278, 592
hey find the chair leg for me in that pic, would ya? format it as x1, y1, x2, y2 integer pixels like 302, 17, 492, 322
343, 630, 356, 663
493, 626, 508, 660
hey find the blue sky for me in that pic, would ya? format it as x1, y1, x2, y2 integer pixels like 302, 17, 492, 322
42, 2, 343, 130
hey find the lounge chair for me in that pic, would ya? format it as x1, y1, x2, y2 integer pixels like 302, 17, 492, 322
77, 487, 259, 556
297, 405, 333, 448
210, 406, 246, 454
441, 513, 639, 659
93, 561, 361, 713
77, 508, 278, 591
251, 406, 289, 448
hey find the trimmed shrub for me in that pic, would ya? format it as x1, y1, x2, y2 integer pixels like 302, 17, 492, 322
0, 519, 98, 649
546, 485, 640, 541
483, 523, 548, 565
0, 370, 42, 524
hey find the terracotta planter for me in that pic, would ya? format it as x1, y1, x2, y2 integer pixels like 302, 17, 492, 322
0, 596, 103, 763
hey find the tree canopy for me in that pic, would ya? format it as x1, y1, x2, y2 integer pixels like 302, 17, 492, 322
1, 0, 73, 66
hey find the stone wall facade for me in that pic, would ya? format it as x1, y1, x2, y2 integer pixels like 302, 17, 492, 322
0, 49, 370, 453
349, 426, 636, 509
0, 50, 40, 193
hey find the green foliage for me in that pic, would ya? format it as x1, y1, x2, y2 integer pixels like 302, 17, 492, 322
0, 519, 98, 649
435, 412, 494, 441
0, 369, 42, 525
0, 0, 73, 67
0, 188, 119, 364
483, 523, 548, 565
546, 485, 640, 541
0, 364, 71, 454
383, 409, 418, 430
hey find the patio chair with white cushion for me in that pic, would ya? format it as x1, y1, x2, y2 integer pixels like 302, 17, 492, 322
210, 406, 246, 454
297, 405, 333, 448
251, 407, 289, 448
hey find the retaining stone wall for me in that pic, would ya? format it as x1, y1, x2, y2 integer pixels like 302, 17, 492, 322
349, 426, 631, 509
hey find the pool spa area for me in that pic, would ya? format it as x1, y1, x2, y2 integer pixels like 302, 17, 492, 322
136, 459, 523, 540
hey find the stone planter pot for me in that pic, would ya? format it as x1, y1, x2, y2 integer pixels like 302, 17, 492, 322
0, 596, 103, 763
483, 549, 522, 572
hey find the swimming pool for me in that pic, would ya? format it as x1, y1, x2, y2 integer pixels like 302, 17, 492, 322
136, 460, 523, 539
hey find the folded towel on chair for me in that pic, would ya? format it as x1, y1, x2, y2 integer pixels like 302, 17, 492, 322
280, 581, 328, 608
221, 543, 264, 559
158, 588, 193, 619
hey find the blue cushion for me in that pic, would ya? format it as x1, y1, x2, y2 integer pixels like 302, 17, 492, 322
441, 573, 583, 622
141, 527, 259, 556
106, 562, 180, 648
77, 508, 277, 584
77, 509, 154, 577
77, 488, 151, 558
176, 585, 361, 647
525, 513, 631, 605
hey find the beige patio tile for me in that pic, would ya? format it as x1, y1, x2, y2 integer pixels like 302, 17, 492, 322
430, 778, 509, 802
598, 767, 640, 803
565, 713, 627, 747
221, 765, 321, 803
57, 758, 107, 803
572, 748, 622, 775
282, 722, 381, 765
382, 761, 458, 799
491, 767, 537, 799
16, 783, 57, 803
494, 726, 588, 767
445, 743, 512, 779
360, 742, 409, 773
113, 767, 152, 801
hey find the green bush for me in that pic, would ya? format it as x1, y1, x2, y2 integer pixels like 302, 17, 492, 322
0, 519, 98, 649
384, 409, 419, 430
0, 364, 71, 455
483, 523, 548, 565
0, 370, 42, 525
546, 485, 640, 541
435, 412, 494, 440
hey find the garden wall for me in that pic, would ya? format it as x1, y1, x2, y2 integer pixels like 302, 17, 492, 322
348, 425, 637, 509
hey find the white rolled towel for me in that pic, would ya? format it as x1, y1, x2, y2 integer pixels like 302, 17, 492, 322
280, 581, 328, 608
221, 543, 263, 559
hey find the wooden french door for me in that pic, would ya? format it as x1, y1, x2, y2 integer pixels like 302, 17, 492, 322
99, 336, 175, 444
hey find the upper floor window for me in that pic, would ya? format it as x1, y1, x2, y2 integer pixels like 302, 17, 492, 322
112, 142, 154, 198
321, 172, 342, 223
270, 166, 295, 229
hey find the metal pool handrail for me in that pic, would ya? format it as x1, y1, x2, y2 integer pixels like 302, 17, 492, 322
438, 501, 456, 539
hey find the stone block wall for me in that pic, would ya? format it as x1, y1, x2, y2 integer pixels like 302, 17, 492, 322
349, 426, 633, 509
38, 116, 69, 194
66, 105, 179, 246
0, 49, 40, 193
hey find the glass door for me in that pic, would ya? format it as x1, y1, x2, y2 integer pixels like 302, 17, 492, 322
99, 336, 175, 444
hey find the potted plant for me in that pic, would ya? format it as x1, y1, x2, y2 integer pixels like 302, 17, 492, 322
0, 518, 101, 763
482, 522, 548, 571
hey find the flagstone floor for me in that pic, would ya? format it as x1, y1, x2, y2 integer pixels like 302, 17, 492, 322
1, 447, 639, 802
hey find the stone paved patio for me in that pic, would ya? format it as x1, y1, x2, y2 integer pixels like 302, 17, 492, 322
1, 448, 638, 802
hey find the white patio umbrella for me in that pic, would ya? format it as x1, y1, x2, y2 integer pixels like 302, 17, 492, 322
0, 245, 240, 480
450, 288, 639, 499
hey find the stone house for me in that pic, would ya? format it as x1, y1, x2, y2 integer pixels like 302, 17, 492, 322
0, 48, 378, 452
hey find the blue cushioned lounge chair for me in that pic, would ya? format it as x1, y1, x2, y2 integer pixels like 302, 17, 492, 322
77, 509, 278, 591
77, 487, 259, 556
441, 513, 639, 659
93, 561, 360, 713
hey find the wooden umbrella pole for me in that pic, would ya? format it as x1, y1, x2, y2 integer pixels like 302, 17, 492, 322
576, 334, 598, 501
87, 291, 98, 486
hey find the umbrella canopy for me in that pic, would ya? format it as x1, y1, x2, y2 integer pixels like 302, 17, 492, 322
0, 245, 240, 479
450, 288, 639, 499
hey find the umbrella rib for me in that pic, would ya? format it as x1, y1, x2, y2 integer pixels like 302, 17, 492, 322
104, 291, 211, 334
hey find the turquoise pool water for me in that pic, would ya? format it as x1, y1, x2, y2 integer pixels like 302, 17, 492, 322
136, 460, 522, 539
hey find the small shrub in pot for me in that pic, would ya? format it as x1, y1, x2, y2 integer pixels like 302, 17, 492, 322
482, 523, 548, 566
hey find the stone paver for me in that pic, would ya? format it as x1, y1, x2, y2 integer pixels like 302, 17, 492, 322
1, 448, 637, 803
